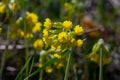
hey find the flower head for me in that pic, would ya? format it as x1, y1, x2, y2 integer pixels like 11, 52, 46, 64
77, 39, 83, 47
11, 3, 20, 11
44, 18, 52, 29
58, 32, 68, 43
26, 12, 38, 25
32, 22, 42, 33
45, 67, 53, 73
0, 4, 6, 14
43, 29, 49, 38
74, 25, 83, 35
63, 20, 73, 30
33, 39, 44, 50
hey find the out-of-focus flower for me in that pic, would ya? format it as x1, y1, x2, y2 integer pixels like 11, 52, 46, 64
0, 4, 6, 14
38, 63, 43, 68
44, 18, 52, 29
63, 20, 72, 30
58, 32, 68, 43
11, 3, 20, 11
34, 39, 44, 50
74, 25, 83, 35
77, 39, 83, 47
43, 29, 49, 38
89, 52, 99, 63
54, 53, 61, 59
64, 2, 73, 11
32, 22, 42, 33
26, 12, 38, 25
45, 67, 53, 73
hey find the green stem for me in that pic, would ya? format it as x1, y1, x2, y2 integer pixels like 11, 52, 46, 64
64, 52, 72, 80
99, 48, 103, 80
0, 26, 10, 79
25, 39, 29, 77
39, 70, 43, 80
73, 64, 78, 80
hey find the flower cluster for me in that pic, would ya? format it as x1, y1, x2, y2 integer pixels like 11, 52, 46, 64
33, 18, 84, 73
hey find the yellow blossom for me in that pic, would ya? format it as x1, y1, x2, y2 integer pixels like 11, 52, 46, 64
26, 12, 38, 25
74, 25, 84, 35
51, 44, 61, 50
77, 39, 83, 47
57, 63, 64, 69
38, 63, 43, 68
0, 5, 6, 14
24, 33, 33, 38
20, 30, 25, 37
103, 57, 110, 65
11, 3, 20, 11
32, 22, 42, 33
33, 39, 44, 50
89, 52, 99, 63
44, 18, 52, 29
64, 2, 73, 11
58, 32, 68, 43
43, 29, 49, 38
70, 38, 76, 45
54, 53, 61, 59
63, 20, 73, 30
45, 67, 53, 73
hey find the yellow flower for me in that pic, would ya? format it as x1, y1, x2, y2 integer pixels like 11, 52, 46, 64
24, 33, 33, 38
20, 30, 25, 37
77, 39, 83, 47
32, 22, 42, 33
45, 67, 53, 73
33, 39, 44, 50
43, 29, 49, 38
74, 25, 84, 35
70, 38, 76, 45
54, 53, 61, 59
57, 63, 64, 69
26, 12, 38, 25
103, 57, 110, 65
0, 4, 6, 14
38, 63, 43, 68
58, 32, 68, 43
44, 18, 52, 29
51, 44, 61, 50
63, 20, 73, 30
11, 3, 20, 11
89, 52, 99, 63
64, 2, 73, 11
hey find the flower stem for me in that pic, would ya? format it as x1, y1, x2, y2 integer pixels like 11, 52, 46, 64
64, 52, 72, 80
99, 48, 103, 80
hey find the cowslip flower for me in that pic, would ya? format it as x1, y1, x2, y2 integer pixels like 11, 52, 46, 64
26, 12, 38, 25
63, 20, 73, 30
89, 52, 99, 63
44, 18, 52, 29
0, 27, 2, 34
58, 32, 68, 43
77, 39, 83, 47
24, 32, 33, 38
74, 25, 83, 35
45, 67, 53, 73
64, 2, 73, 11
43, 29, 49, 38
0, 4, 6, 13
32, 22, 42, 33
33, 39, 44, 50
11, 3, 20, 11
54, 53, 61, 59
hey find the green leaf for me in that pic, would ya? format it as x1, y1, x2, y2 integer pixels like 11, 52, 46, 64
53, 22, 63, 28
15, 56, 32, 80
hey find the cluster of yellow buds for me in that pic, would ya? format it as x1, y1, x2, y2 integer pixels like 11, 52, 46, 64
36, 18, 84, 73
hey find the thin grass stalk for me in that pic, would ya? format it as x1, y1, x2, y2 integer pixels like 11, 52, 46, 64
64, 51, 72, 80
99, 48, 103, 80
0, 26, 10, 79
